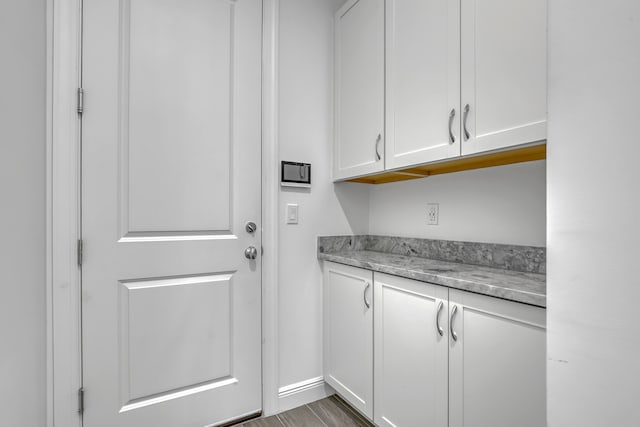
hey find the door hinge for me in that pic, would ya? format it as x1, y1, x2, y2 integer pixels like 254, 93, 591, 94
78, 387, 85, 415
77, 88, 84, 114
77, 239, 83, 267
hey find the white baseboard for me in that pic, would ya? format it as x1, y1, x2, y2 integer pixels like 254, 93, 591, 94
277, 376, 335, 413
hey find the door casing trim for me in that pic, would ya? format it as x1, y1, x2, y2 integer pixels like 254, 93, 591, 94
46, 0, 279, 424
261, 0, 280, 417
46, 0, 83, 425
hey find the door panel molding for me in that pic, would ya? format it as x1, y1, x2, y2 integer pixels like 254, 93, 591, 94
117, 0, 236, 237
118, 273, 236, 407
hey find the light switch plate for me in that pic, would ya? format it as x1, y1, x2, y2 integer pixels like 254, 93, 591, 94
286, 204, 299, 224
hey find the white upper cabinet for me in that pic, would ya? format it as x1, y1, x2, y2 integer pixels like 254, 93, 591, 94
385, 0, 461, 169
334, 0, 385, 180
334, 0, 547, 181
460, 0, 547, 156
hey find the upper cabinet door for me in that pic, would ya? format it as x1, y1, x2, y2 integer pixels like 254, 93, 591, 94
334, 0, 385, 180
460, 0, 547, 156
385, 0, 461, 169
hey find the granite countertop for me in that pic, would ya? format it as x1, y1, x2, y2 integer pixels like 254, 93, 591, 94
318, 249, 546, 307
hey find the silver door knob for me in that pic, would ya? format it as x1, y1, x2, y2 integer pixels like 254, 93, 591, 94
244, 246, 258, 260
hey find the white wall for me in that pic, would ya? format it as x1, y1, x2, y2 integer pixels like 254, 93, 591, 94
0, 0, 46, 425
369, 160, 546, 246
547, 1, 640, 425
277, 0, 370, 408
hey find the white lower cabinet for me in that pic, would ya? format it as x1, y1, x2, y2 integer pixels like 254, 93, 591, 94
323, 262, 374, 420
373, 273, 448, 427
448, 289, 546, 427
323, 263, 546, 426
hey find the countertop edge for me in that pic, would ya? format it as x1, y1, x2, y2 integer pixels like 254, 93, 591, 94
318, 252, 546, 308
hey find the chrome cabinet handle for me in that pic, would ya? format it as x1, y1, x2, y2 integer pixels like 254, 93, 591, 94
450, 305, 458, 341
363, 283, 371, 309
436, 301, 444, 336
448, 109, 456, 144
375, 134, 382, 161
463, 104, 470, 140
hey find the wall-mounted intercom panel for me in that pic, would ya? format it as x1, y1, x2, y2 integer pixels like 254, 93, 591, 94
281, 161, 311, 188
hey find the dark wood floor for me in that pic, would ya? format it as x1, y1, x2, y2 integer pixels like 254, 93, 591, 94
231, 395, 374, 427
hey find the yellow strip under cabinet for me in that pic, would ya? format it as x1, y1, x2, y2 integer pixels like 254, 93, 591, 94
344, 143, 546, 185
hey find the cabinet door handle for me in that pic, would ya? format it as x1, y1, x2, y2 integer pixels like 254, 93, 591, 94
448, 109, 456, 144
375, 134, 382, 161
450, 304, 459, 342
463, 104, 470, 141
363, 283, 371, 309
436, 301, 444, 336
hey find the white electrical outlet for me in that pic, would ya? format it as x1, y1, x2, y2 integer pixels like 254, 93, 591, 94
427, 203, 439, 225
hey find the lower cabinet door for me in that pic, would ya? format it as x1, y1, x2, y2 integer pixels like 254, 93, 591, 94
448, 289, 546, 427
323, 262, 374, 419
374, 273, 449, 427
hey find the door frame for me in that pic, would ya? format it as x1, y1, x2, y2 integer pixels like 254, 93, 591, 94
45, 0, 280, 425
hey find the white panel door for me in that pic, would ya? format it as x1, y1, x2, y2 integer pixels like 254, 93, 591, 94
460, 0, 547, 155
385, 0, 460, 169
374, 273, 448, 427
81, 1, 262, 426
334, 0, 385, 180
323, 262, 374, 420
449, 289, 546, 427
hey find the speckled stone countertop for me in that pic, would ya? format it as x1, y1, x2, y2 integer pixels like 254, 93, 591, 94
318, 237, 546, 308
